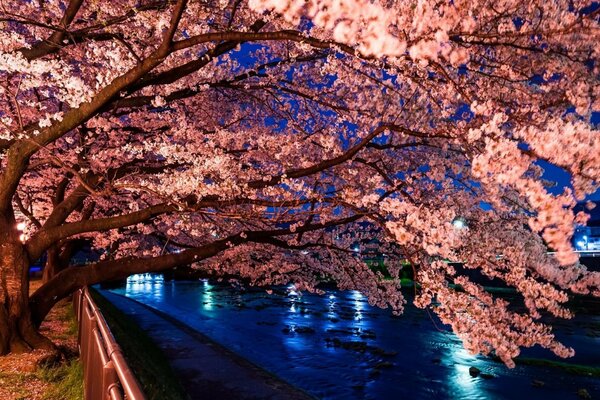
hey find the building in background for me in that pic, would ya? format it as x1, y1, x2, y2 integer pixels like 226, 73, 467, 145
573, 202, 600, 251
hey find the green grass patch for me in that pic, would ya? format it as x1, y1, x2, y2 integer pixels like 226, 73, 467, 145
35, 302, 83, 400
66, 307, 79, 337
514, 357, 600, 378
89, 288, 188, 400
38, 359, 83, 400
400, 278, 415, 287
489, 354, 600, 378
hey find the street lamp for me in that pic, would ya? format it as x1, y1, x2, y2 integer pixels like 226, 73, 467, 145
16, 222, 26, 242
452, 217, 467, 229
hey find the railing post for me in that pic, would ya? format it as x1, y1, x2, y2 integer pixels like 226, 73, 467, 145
74, 287, 146, 400
102, 360, 119, 400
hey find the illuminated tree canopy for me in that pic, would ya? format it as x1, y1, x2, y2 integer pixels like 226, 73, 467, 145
0, 0, 599, 365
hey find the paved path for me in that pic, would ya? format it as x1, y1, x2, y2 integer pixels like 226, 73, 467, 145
99, 290, 314, 400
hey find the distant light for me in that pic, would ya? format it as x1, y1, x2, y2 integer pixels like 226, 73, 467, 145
211, 232, 218, 237
19, 234, 26, 242
576, 241, 585, 248
16, 222, 26, 231
287, 284, 298, 297
452, 217, 467, 229
301, 250, 309, 255
353, 246, 360, 253
583, 235, 587, 240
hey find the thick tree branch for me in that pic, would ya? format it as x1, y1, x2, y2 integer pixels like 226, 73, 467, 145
171, 28, 369, 60
0, 1, 190, 212
28, 214, 362, 324
249, 124, 396, 188
17, 0, 84, 60
26, 194, 334, 262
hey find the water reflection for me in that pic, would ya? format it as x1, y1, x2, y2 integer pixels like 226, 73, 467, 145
125, 273, 164, 301
112, 277, 600, 400
328, 294, 337, 318
200, 279, 214, 310
288, 285, 299, 313
443, 344, 481, 399
350, 290, 364, 321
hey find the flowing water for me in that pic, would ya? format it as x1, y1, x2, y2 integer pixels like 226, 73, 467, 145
107, 274, 600, 399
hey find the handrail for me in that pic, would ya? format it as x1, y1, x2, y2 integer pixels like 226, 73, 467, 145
73, 287, 146, 400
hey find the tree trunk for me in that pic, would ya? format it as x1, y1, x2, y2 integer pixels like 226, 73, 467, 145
42, 246, 60, 283
0, 233, 54, 355
43, 240, 82, 283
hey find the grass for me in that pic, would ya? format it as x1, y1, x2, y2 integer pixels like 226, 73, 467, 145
36, 299, 83, 400
400, 278, 415, 287
37, 359, 83, 400
513, 357, 600, 378
0, 371, 28, 399
0, 279, 83, 400
488, 354, 600, 378
89, 288, 189, 400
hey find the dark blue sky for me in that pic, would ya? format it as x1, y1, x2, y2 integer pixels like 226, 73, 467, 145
542, 111, 599, 202
231, 44, 599, 203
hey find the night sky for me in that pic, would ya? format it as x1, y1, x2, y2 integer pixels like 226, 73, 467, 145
542, 111, 599, 201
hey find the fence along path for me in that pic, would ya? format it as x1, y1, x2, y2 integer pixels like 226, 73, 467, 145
73, 287, 146, 400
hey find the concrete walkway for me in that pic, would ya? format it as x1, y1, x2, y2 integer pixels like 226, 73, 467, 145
99, 290, 314, 400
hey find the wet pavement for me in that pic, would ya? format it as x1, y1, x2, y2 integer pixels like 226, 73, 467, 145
100, 290, 314, 400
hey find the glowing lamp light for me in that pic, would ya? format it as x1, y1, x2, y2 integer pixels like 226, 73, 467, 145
452, 217, 467, 229
16, 222, 26, 231
287, 284, 300, 297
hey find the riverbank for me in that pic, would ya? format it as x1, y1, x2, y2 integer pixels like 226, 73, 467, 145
0, 280, 82, 400
96, 289, 315, 400
88, 287, 188, 400
110, 276, 600, 400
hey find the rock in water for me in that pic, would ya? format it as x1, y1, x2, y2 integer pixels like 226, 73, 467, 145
577, 388, 591, 400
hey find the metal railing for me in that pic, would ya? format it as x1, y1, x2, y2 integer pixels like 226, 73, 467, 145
73, 287, 146, 400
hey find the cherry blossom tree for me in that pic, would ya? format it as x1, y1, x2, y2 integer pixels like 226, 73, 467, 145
0, 0, 599, 365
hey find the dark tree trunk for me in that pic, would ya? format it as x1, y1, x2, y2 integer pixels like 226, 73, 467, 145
43, 240, 83, 283
0, 232, 54, 355
42, 246, 60, 283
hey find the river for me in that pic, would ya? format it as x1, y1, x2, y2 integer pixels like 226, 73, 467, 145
107, 274, 600, 399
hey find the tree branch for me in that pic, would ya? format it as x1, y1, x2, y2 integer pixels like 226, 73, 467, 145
28, 214, 362, 324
